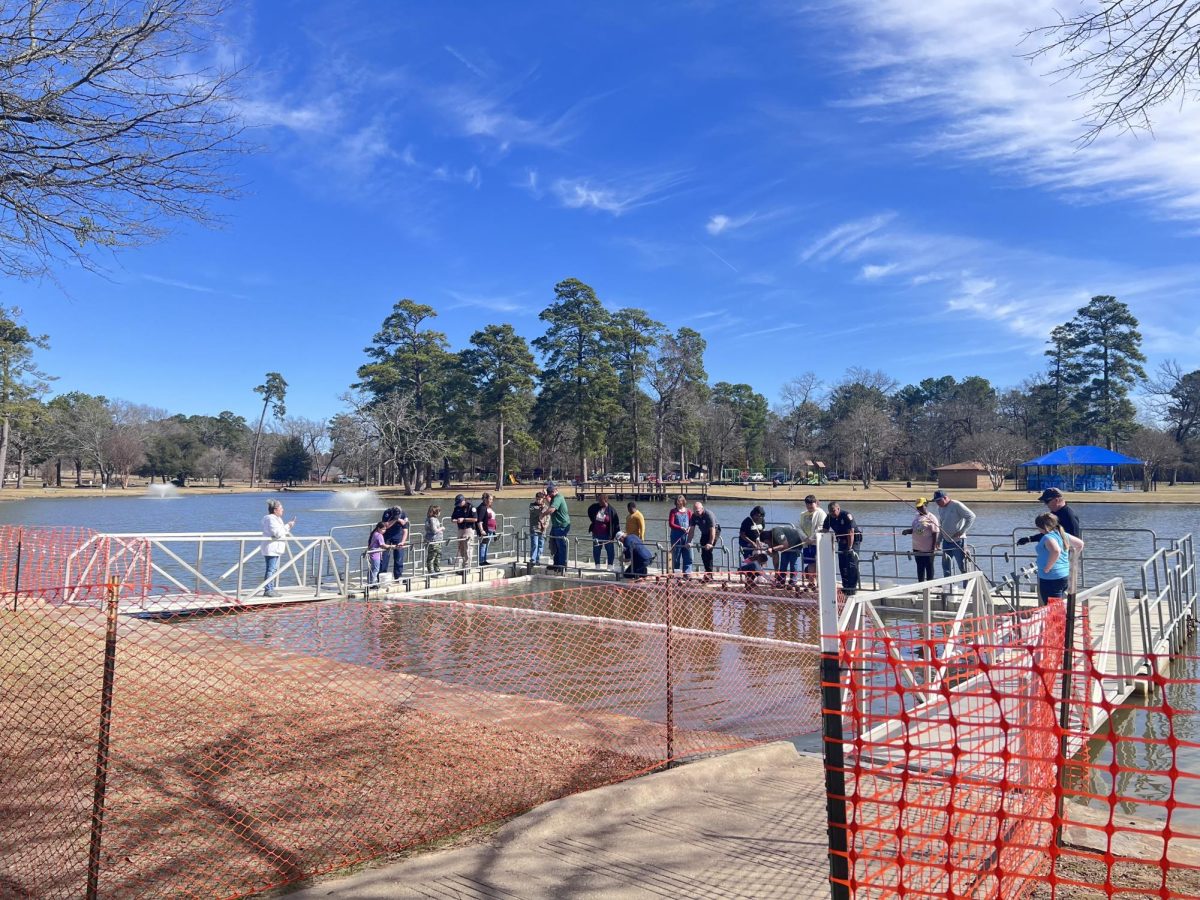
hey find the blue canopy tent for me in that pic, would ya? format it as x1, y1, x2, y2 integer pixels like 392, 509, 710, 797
1019, 445, 1144, 492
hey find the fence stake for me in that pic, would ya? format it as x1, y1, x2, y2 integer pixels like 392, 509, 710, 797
1054, 591, 1077, 848
665, 576, 674, 765
86, 595, 120, 900
12, 528, 22, 607
817, 532, 851, 900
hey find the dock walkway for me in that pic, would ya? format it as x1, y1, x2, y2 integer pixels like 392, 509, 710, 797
287, 742, 831, 900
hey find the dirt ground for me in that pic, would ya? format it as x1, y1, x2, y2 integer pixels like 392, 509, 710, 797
1030, 849, 1200, 898
0, 607, 658, 898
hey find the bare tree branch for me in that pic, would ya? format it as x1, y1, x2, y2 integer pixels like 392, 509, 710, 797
0, 0, 243, 277
1028, 1, 1200, 142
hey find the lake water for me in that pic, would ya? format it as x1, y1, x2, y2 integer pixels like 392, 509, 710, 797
6, 489, 1199, 823
5, 489, 1195, 587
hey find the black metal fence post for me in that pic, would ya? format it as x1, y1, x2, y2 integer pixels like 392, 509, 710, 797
817, 532, 851, 900
665, 576, 674, 765
86, 595, 120, 899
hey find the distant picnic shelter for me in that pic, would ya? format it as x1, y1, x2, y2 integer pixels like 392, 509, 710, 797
1018, 445, 1144, 493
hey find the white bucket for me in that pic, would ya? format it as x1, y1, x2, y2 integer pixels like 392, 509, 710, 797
378, 572, 394, 586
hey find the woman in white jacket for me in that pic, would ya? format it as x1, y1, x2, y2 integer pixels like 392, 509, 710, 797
260, 500, 294, 597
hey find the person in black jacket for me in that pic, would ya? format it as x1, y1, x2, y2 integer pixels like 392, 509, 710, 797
1017, 488, 1082, 545
587, 492, 620, 567
822, 501, 860, 596
381, 506, 409, 580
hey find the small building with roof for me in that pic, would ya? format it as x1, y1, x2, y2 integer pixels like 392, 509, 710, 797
1018, 445, 1144, 492
934, 461, 991, 491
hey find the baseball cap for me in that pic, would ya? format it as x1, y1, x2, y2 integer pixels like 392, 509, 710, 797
454, 493, 465, 503
1037, 488, 1063, 503
932, 490, 948, 502
915, 497, 929, 508
615, 531, 626, 541
545, 481, 556, 491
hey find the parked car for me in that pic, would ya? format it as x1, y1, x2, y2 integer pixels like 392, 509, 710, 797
612, 472, 631, 482
750, 473, 766, 481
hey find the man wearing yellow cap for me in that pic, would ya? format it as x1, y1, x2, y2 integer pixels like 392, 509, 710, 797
904, 498, 941, 582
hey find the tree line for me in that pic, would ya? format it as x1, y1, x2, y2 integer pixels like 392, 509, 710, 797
1, 289, 1195, 492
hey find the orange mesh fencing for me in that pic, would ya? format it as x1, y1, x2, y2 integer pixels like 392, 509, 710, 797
829, 599, 1200, 899
1, 573, 823, 898
0, 526, 151, 602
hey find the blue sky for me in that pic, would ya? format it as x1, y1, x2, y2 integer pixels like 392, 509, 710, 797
12, 0, 1200, 422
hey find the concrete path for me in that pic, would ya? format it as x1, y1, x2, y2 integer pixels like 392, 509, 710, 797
288, 742, 832, 900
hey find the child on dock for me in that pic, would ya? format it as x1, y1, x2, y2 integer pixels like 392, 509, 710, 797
367, 521, 387, 585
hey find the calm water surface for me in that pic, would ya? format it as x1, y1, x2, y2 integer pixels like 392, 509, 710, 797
7, 490, 1199, 820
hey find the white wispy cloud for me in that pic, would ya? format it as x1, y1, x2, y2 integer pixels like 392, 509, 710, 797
798, 211, 1200, 351
444, 289, 526, 314
823, 0, 1200, 221
444, 45, 488, 79
860, 263, 897, 280
706, 212, 757, 235
432, 82, 578, 152
552, 171, 688, 216
800, 213, 895, 262
141, 274, 248, 300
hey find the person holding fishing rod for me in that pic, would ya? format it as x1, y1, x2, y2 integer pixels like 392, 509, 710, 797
931, 490, 976, 577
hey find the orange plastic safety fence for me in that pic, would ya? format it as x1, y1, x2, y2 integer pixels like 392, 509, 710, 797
830, 600, 1200, 899
1, 574, 822, 898
0, 526, 151, 601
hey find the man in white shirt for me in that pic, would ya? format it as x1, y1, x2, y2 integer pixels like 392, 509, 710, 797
260, 500, 294, 598
799, 494, 826, 588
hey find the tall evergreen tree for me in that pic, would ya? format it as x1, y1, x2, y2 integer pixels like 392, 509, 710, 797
1062, 295, 1146, 449
712, 382, 770, 471
647, 327, 707, 479
467, 324, 539, 491
0, 307, 51, 487
356, 299, 451, 409
250, 372, 287, 488
356, 299, 453, 488
609, 308, 664, 479
532, 279, 619, 480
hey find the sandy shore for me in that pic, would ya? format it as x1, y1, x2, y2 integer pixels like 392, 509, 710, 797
5, 479, 1197, 505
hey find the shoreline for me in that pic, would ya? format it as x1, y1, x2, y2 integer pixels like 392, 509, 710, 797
4, 480, 1199, 505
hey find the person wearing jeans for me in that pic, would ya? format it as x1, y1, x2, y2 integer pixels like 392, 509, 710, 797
545, 481, 571, 570
587, 492, 620, 567
668, 494, 692, 574
259, 499, 294, 598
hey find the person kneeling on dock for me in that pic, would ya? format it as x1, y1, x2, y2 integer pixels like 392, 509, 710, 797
617, 531, 654, 579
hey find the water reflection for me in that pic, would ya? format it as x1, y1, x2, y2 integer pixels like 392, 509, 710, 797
1068, 633, 1200, 827
178, 585, 822, 747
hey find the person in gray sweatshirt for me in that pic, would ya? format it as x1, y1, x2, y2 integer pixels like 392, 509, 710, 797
932, 490, 976, 577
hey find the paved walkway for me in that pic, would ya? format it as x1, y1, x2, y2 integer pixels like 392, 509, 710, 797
287, 742, 832, 900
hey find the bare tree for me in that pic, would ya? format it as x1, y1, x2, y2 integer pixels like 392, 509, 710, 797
1031, 1, 1200, 140
196, 446, 244, 487
832, 405, 898, 489
342, 391, 449, 496
1128, 426, 1181, 490
959, 431, 1032, 491
1146, 359, 1200, 443
0, 0, 242, 277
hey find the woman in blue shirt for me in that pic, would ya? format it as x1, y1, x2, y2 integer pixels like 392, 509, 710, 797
1034, 512, 1084, 605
